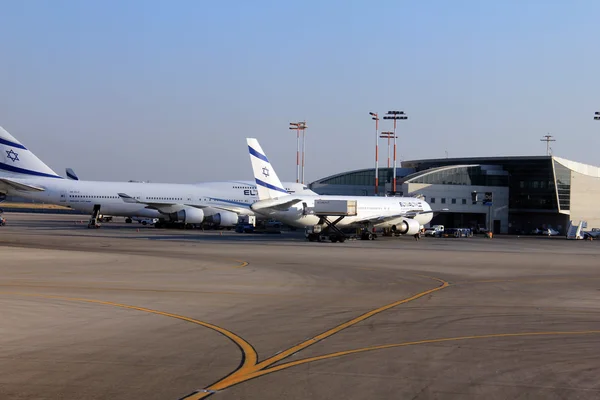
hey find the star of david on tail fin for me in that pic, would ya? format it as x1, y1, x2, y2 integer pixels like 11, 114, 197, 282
247, 138, 289, 200
0, 126, 61, 178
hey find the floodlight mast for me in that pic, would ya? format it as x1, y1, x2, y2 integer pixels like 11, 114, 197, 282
383, 111, 408, 194
379, 131, 396, 193
289, 121, 307, 183
380, 131, 395, 169
369, 112, 379, 195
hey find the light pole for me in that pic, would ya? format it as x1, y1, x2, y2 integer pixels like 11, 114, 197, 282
289, 121, 307, 183
301, 122, 307, 184
380, 132, 395, 169
540, 133, 555, 156
369, 112, 379, 195
383, 111, 408, 194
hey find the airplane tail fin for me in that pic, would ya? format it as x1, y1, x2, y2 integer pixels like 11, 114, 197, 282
66, 168, 79, 180
0, 126, 61, 179
246, 138, 289, 200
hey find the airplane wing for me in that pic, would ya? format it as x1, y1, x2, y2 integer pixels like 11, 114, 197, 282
117, 193, 250, 215
355, 207, 451, 224
250, 198, 303, 213
118, 193, 182, 212
0, 178, 45, 192
354, 209, 436, 224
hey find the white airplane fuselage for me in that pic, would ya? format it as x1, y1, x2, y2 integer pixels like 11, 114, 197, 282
3, 177, 310, 219
253, 195, 433, 229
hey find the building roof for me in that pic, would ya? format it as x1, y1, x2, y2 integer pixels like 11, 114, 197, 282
401, 164, 480, 183
553, 156, 600, 178
310, 156, 600, 186
311, 167, 415, 185
402, 155, 552, 167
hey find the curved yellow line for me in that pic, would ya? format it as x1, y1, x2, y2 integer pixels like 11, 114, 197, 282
246, 330, 600, 380
204, 276, 450, 391
253, 276, 449, 370
2, 292, 258, 373
233, 260, 249, 268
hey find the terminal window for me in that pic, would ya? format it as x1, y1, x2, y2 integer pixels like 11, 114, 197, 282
430, 198, 435, 203
451, 198, 456, 204
462, 199, 467, 205
441, 198, 446, 204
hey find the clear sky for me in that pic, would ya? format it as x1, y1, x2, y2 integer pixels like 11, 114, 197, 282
1, 0, 599, 183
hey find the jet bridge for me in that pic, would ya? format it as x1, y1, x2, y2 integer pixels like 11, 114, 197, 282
305, 200, 361, 243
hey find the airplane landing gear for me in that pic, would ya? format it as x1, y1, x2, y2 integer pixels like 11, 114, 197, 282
357, 227, 377, 240
360, 232, 375, 240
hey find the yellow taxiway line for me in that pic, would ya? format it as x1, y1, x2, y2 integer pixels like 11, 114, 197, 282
246, 330, 600, 379
1, 292, 258, 374
180, 276, 451, 398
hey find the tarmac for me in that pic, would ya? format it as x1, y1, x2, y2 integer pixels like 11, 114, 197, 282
1, 213, 600, 399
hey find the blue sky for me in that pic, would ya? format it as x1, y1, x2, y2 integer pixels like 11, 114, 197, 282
1, 0, 599, 182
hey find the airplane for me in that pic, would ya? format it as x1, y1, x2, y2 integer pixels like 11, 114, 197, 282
0, 126, 315, 228
246, 138, 435, 242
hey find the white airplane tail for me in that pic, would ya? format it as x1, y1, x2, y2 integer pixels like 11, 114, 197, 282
247, 138, 289, 200
0, 126, 61, 178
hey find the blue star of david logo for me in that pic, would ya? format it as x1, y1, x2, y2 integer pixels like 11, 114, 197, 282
262, 167, 270, 178
6, 149, 19, 162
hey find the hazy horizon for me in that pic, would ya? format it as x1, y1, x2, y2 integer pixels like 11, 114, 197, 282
1, 0, 599, 184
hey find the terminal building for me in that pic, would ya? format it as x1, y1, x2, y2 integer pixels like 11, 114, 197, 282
309, 156, 600, 235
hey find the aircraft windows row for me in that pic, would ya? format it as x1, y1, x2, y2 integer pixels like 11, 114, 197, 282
147, 197, 183, 201
233, 186, 254, 189
69, 195, 119, 199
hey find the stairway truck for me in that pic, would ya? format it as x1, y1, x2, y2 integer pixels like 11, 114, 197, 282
313, 200, 358, 216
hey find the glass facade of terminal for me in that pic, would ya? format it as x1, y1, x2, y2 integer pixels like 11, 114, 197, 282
553, 160, 571, 211
318, 168, 409, 188
506, 159, 558, 211
406, 166, 508, 187
403, 157, 561, 212
310, 156, 597, 235
314, 156, 575, 214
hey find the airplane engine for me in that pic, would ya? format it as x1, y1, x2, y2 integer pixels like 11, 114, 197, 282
169, 207, 205, 224
206, 211, 238, 227
391, 218, 421, 235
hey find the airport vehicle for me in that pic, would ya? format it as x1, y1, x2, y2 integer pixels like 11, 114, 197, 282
473, 224, 487, 234
0, 126, 314, 228
246, 138, 434, 242
0, 213, 5, 226
424, 225, 444, 237
531, 227, 560, 236
584, 228, 600, 239
132, 217, 159, 226
443, 228, 472, 238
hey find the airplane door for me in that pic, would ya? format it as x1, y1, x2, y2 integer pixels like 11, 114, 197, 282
302, 202, 308, 215
59, 191, 67, 203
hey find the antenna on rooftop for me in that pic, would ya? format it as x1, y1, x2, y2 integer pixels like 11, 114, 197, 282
540, 134, 556, 156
